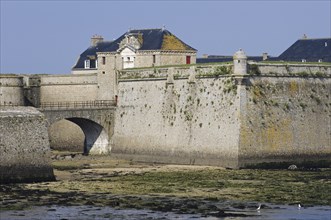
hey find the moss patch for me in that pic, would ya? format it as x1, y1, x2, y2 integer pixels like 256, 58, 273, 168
161, 34, 192, 51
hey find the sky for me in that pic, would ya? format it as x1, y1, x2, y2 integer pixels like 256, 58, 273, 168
0, 0, 330, 74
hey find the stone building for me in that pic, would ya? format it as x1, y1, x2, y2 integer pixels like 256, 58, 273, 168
72, 28, 197, 74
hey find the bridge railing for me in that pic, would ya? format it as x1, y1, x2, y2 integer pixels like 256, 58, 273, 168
0, 103, 22, 107
39, 100, 116, 110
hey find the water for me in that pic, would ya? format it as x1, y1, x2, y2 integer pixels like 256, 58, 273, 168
252, 205, 331, 220
1, 204, 330, 220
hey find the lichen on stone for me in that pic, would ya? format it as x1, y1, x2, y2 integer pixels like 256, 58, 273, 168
161, 34, 191, 50
137, 34, 144, 46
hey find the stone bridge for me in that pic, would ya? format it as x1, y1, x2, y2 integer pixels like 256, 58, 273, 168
39, 100, 116, 155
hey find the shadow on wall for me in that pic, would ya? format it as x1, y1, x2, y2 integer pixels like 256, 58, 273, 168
48, 119, 84, 152
48, 118, 108, 155
67, 118, 105, 154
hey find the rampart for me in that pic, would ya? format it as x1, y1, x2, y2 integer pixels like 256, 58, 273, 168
250, 63, 331, 76
38, 74, 99, 103
1, 61, 330, 168
0, 107, 55, 183
0, 73, 100, 106
0, 75, 24, 105
239, 75, 330, 166
112, 62, 331, 168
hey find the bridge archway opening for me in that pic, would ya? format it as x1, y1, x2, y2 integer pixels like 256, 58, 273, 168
48, 119, 84, 152
49, 118, 110, 155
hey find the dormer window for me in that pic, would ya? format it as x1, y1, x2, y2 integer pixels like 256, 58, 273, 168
301, 59, 306, 63
84, 60, 90, 69
318, 59, 323, 63
120, 47, 136, 69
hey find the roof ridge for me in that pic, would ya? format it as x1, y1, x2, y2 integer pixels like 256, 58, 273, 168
129, 28, 163, 32
299, 38, 331, 40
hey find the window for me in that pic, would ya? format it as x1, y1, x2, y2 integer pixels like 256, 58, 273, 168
102, 57, 106, 65
127, 57, 131, 61
84, 60, 90, 69
186, 56, 191, 64
153, 55, 156, 64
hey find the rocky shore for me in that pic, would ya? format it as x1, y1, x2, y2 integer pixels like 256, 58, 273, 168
1, 152, 330, 218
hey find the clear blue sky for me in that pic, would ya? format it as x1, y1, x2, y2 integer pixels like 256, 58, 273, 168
1, 0, 330, 74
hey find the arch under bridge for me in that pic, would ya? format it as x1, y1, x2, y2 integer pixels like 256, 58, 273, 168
39, 100, 116, 154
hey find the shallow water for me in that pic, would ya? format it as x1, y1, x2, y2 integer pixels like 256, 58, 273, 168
1, 204, 330, 220
251, 204, 331, 220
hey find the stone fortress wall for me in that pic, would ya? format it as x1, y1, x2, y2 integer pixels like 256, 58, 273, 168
0, 73, 101, 154
112, 62, 331, 167
112, 64, 239, 167
113, 75, 240, 167
0, 107, 55, 183
1, 60, 330, 168
0, 75, 24, 105
0, 72, 114, 106
239, 76, 330, 166
38, 74, 99, 103
254, 63, 331, 76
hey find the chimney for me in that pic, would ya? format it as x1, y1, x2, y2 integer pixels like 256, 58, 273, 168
262, 52, 268, 61
91, 34, 104, 46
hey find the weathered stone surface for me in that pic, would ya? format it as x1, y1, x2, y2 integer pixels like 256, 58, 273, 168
1, 62, 330, 169
112, 64, 331, 168
113, 76, 241, 168
0, 107, 55, 183
0, 75, 24, 106
48, 119, 84, 152
238, 76, 331, 167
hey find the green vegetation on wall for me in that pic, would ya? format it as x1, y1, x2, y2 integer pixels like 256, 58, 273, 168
248, 64, 261, 75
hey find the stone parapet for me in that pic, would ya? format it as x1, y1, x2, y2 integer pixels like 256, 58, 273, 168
248, 62, 331, 77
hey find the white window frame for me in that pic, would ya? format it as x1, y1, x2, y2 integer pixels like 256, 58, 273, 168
84, 59, 90, 69
121, 47, 136, 69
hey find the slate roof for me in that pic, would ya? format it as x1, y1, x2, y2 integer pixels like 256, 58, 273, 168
73, 41, 113, 69
100, 28, 196, 52
196, 56, 232, 64
277, 38, 331, 62
197, 38, 331, 64
73, 29, 196, 69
